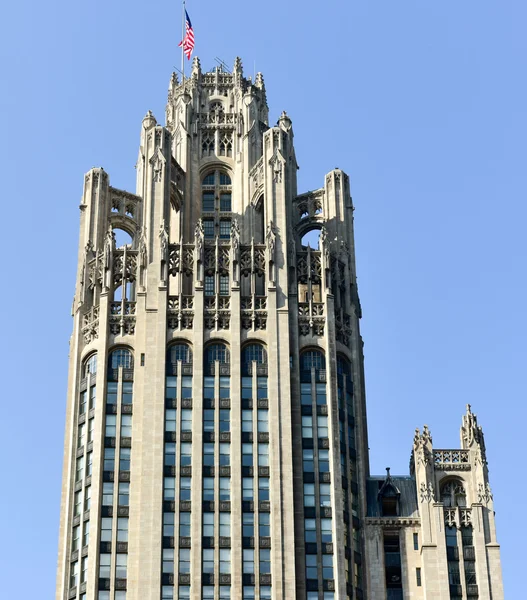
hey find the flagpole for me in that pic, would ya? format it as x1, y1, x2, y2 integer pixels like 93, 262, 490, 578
181, 0, 186, 87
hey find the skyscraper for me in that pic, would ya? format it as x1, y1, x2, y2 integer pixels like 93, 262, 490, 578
56, 57, 504, 600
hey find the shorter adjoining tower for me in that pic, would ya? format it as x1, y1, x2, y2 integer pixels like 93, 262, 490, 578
364, 405, 504, 600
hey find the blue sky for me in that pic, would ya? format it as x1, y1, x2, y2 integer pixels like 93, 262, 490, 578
0, 0, 525, 596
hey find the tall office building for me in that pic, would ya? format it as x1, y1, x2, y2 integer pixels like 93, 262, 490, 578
56, 57, 504, 600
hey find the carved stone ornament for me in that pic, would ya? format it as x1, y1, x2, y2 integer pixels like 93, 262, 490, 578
138, 228, 148, 268
477, 482, 493, 504
461, 404, 486, 459
413, 426, 433, 466
419, 482, 435, 503
231, 218, 240, 255
150, 148, 165, 183
159, 220, 169, 256
266, 221, 276, 259
269, 147, 283, 183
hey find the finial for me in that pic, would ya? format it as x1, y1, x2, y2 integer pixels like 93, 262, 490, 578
170, 72, 179, 90
278, 110, 292, 130
142, 110, 157, 129
386, 467, 391, 478
255, 72, 265, 88
192, 56, 202, 76
233, 56, 243, 73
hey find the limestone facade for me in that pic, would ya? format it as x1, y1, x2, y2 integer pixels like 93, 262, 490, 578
56, 57, 503, 600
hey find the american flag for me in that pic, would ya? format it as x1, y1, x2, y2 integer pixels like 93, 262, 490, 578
178, 10, 195, 59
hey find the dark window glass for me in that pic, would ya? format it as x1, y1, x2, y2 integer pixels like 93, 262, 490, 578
203, 219, 214, 238
202, 192, 215, 212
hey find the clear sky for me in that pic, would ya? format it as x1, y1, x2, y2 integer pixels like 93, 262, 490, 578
0, 0, 525, 597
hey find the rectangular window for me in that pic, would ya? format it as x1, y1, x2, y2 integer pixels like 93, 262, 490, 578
180, 442, 192, 467
86, 452, 93, 477
75, 456, 84, 482
219, 512, 230, 537
102, 482, 114, 506
165, 442, 176, 466
115, 554, 127, 579
303, 483, 315, 507
100, 517, 113, 542
181, 409, 192, 431
219, 586, 231, 600
301, 383, 312, 405
203, 409, 215, 432
163, 512, 175, 537
179, 549, 190, 573
180, 477, 191, 501
89, 385, 96, 410
219, 478, 230, 501
220, 443, 230, 466
85, 487, 93, 513
203, 512, 215, 537
302, 415, 313, 438
219, 274, 230, 294
243, 587, 255, 599
316, 383, 327, 405
164, 477, 175, 501
202, 193, 215, 212
203, 586, 214, 600
79, 390, 87, 415
105, 415, 117, 437
180, 512, 191, 537
319, 449, 330, 473
220, 194, 232, 212
242, 477, 254, 500
99, 554, 111, 578
166, 376, 177, 398
259, 512, 270, 537
321, 518, 332, 543
72, 525, 80, 551
178, 586, 190, 599
204, 376, 215, 399
257, 377, 268, 399
306, 554, 317, 579
219, 377, 230, 398
322, 554, 333, 579
220, 548, 231, 573
242, 378, 253, 400
305, 518, 316, 542
70, 560, 79, 587
203, 442, 214, 467
162, 549, 174, 573
181, 376, 192, 399
416, 567, 422, 586
258, 478, 270, 501
203, 548, 214, 573
106, 382, 118, 405
243, 549, 254, 573
165, 409, 177, 432
258, 443, 269, 467
87, 419, 94, 443
413, 532, 419, 550
104, 448, 115, 472
320, 483, 331, 507
121, 415, 132, 437
205, 275, 215, 296
242, 409, 253, 432
317, 415, 328, 438
220, 409, 230, 432
117, 517, 128, 542
303, 449, 314, 472
161, 587, 173, 600
242, 512, 254, 537
259, 549, 271, 574
242, 443, 253, 466
203, 477, 214, 501
120, 447, 131, 471
257, 409, 269, 433
82, 520, 90, 547
74, 491, 82, 516
203, 219, 214, 238
77, 423, 86, 449
122, 382, 133, 405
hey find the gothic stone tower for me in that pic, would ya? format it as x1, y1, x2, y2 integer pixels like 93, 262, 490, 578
56, 57, 504, 600
56, 57, 368, 600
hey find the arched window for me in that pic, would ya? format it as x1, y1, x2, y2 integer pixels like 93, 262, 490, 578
83, 353, 97, 378
441, 480, 467, 507
205, 343, 230, 367
242, 343, 268, 377
301, 350, 326, 372
113, 227, 134, 249
167, 343, 192, 366
108, 348, 134, 371
201, 171, 232, 239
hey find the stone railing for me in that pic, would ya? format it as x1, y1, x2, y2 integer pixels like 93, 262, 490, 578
434, 450, 470, 470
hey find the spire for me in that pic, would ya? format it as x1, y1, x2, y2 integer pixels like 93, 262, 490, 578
142, 110, 157, 130
169, 72, 179, 92
461, 404, 486, 453
255, 71, 265, 89
378, 467, 400, 499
